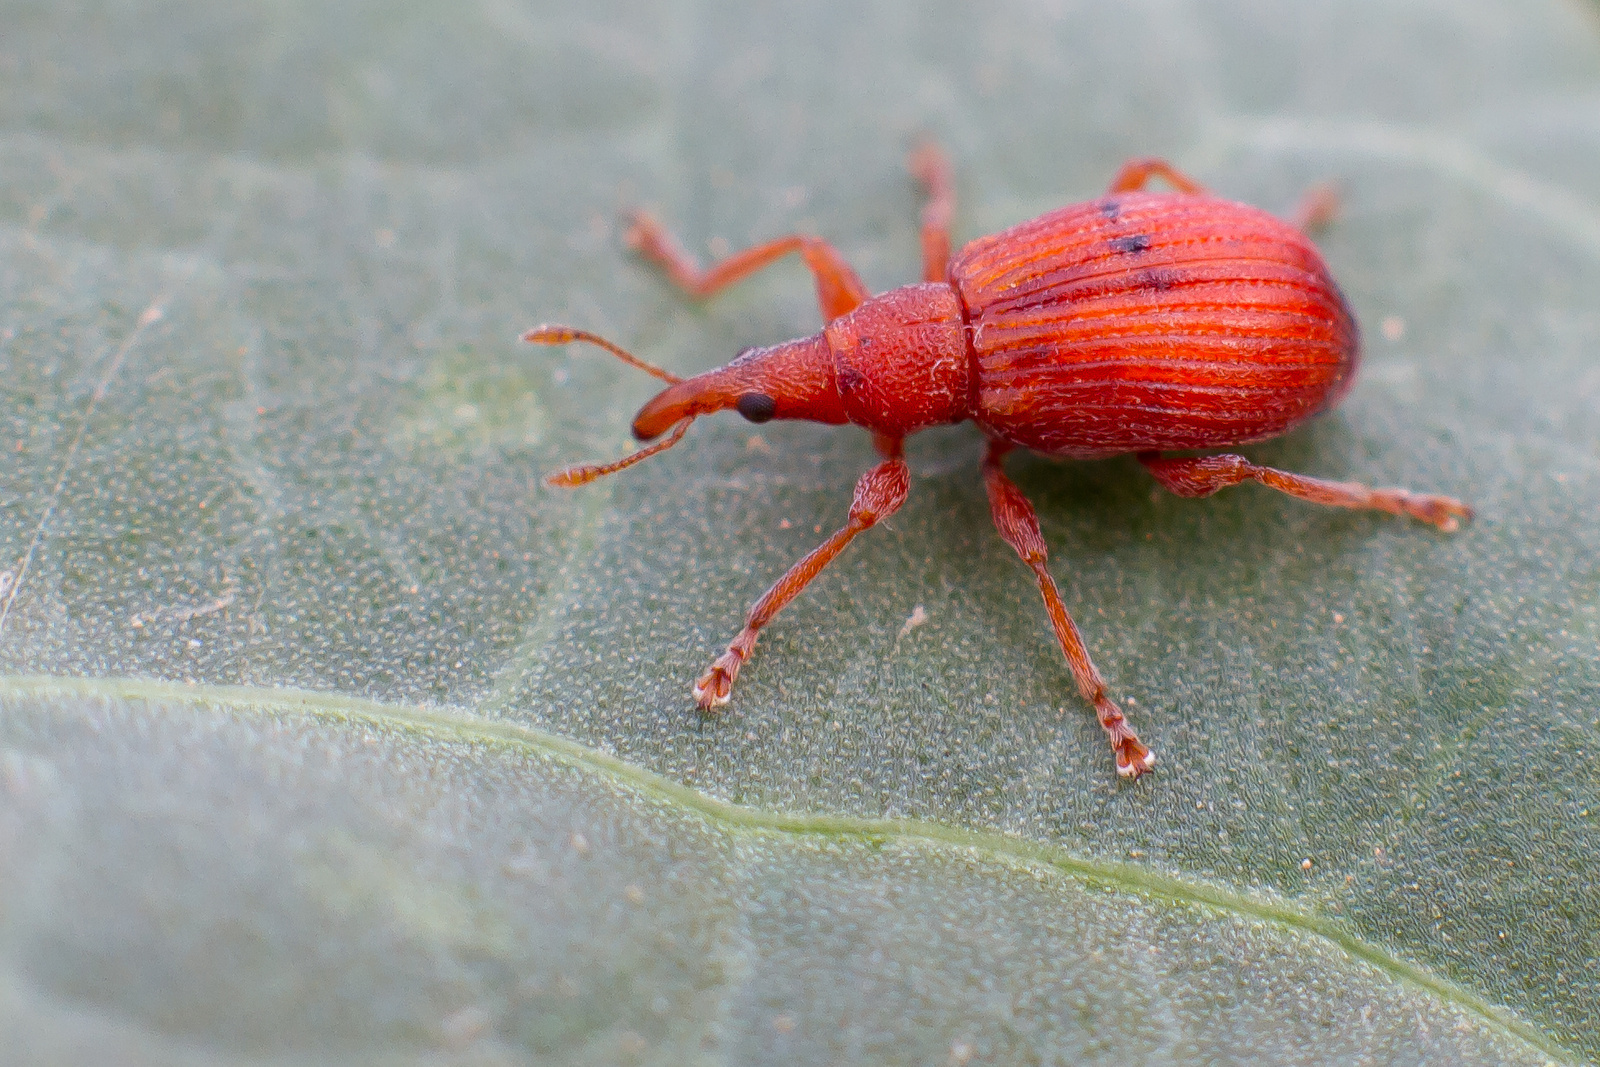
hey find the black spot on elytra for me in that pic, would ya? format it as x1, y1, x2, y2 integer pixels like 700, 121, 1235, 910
1099, 197, 1121, 219
1134, 268, 1179, 292
837, 366, 865, 395
1109, 233, 1151, 254
736, 392, 777, 423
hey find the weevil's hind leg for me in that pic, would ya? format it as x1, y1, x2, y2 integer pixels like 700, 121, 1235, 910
908, 141, 955, 282
694, 440, 911, 709
1138, 452, 1473, 532
982, 441, 1153, 779
1107, 158, 1208, 195
1287, 184, 1341, 235
625, 214, 869, 323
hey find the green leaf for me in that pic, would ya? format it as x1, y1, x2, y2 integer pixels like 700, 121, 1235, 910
1, 0, 1596, 1062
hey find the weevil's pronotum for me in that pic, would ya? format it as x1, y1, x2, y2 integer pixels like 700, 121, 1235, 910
525, 147, 1471, 778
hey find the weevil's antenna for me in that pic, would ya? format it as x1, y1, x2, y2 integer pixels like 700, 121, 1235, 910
523, 324, 683, 384
525, 324, 694, 486
545, 417, 692, 487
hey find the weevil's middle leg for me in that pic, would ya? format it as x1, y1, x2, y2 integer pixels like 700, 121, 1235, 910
1108, 159, 1340, 236
1138, 452, 1473, 532
626, 214, 869, 323
982, 441, 1154, 779
694, 439, 910, 710
908, 141, 955, 282
1107, 158, 1208, 195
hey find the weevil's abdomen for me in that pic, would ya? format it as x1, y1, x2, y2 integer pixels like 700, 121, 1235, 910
952, 192, 1359, 458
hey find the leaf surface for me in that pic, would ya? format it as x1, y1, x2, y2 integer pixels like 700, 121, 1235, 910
1, 0, 1596, 1061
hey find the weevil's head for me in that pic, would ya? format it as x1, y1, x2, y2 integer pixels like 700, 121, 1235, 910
634, 282, 971, 442
529, 282, 971, 486
630, 333, 844, 440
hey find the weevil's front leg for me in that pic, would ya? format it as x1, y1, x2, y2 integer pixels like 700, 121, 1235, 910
694, 440, 910, 709
626, 215, 869, 323
908, 141, 956, 282
982, 442, 1154, 778
1107, 158, 1208, 195
1138, 452, 1473, 532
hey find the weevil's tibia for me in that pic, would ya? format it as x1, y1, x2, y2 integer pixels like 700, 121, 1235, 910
694, 441, 910, 710
1138, 453, 1475, 532
982, 441, 1154, 778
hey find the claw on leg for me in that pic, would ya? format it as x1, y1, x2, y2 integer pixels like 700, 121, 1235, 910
1095, 695, 1154, 778
1368, 487, 1474, 532
693, 647, 745, 711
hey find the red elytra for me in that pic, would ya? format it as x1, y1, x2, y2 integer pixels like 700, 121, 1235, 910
525, 149, 1471, 779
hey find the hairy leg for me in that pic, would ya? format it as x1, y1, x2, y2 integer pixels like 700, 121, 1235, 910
1139, 452, 1473, 532
983, 442, 1153, 778
694, 439, 910, 708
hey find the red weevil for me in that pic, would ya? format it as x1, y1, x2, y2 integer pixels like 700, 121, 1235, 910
525, 147, 1471, 778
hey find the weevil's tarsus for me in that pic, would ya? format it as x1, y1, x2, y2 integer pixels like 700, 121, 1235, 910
546, 417, 692, 488
982, 439, 1154, 778
523, 324, 683, 384
695, 440, 910, 711
1138, 452, 1474, 532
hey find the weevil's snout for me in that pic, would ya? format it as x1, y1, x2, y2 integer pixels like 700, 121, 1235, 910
631, 334, 843, 440
631, 377, 723, 441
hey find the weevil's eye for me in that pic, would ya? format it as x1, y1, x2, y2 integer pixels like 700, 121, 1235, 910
736, 393, 777, 423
